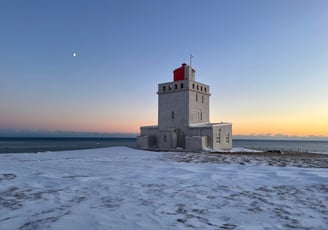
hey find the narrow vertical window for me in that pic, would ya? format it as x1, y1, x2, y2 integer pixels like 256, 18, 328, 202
226, 133, 230, 143
204, 88, 207, 92
163, 86, 166, 91
175, 84, 177, 89
197, 85, 199, 90
201, 86, 203, 91
202, 95, 204, 104
180, 83, 184, 88
196, 94, 198, 102
200, 111, 203, 120
216, 129, 221, 144
216, 129, 221, 143
192, 84, 195, 89
171, 111, 175, 119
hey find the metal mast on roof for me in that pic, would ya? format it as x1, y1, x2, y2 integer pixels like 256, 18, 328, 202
189, 53, 193, 67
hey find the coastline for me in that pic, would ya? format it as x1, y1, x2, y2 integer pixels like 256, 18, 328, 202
1, 137, 328, 168
1, 137, 328, 154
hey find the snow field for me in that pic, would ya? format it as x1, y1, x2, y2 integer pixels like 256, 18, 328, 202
0, 147, 327, 229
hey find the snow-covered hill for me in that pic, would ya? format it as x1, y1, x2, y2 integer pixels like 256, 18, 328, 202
0, 147, 327, 229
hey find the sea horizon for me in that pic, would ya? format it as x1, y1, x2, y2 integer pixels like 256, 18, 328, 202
1, 137, 328, 154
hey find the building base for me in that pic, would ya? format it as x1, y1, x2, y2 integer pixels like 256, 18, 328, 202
137, 123, 232, 152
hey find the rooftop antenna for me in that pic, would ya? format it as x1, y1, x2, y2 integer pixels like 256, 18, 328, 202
189, 53, 193, 67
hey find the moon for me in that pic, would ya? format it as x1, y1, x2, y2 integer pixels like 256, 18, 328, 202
73, 52, 77, 57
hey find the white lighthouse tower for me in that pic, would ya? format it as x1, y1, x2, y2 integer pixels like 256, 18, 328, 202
137, 62, 232, 151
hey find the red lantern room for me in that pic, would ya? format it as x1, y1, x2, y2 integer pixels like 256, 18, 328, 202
173, 63, 196, 81
173, 63, 187, 81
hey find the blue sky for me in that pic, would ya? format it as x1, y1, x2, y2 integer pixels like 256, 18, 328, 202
0, 0, 327, 137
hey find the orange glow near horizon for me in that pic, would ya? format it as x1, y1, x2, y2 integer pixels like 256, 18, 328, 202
2, 107, 327, 137
230, 116, 328, 137
2, 113, 328, 137
211, 104, 328, 138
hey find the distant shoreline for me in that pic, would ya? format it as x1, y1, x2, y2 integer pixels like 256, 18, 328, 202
1, 137, 328, 154
1, 136, 327, 141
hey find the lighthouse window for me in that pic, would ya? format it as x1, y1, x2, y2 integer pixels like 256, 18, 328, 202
204, 87, 207, 92
226, 133, 230, 143
200, 112, 203, 120
201, 86, 203, 91
175, 84, 177, 89
163, 86, 166, 91
216, 129, 221, 143
180, 83, 184, 88
197, 85, 199, 90
192, 84, 195, 89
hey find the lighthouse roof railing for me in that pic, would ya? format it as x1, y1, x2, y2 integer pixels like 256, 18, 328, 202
157, 80, 210, 95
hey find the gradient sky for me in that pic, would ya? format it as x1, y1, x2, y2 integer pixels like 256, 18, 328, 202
0, 0, 327, 137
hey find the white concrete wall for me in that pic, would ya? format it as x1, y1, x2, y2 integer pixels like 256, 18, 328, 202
136, 136, 151, 149
188, 90, 210, 124
138, 126, 159, 149
185, 136, 208, 151
212, 124, 232, 150
158, 81, 189, 130
158, 129, 177, 150
158, 80, 210, 127
184, 65, 195, 81
186, 126, 212, 147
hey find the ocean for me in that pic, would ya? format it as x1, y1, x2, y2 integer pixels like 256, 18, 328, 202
0, 137, 328, 154
0, 137, 136, 154
233, 139, 328, 153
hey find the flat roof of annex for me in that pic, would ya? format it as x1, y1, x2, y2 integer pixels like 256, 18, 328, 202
189, 122, 232, 128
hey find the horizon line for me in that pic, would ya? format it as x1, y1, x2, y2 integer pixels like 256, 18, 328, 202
0, 129, 327, 141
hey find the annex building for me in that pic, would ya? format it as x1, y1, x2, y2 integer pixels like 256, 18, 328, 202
137, 63, 232, 151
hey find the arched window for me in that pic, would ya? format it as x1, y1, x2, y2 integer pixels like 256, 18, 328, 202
216, 129, 221, 143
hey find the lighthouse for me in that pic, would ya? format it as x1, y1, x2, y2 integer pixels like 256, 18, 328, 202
137, 63, 232, 151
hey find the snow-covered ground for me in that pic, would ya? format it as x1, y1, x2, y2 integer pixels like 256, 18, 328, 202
0, 147, 327, 229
